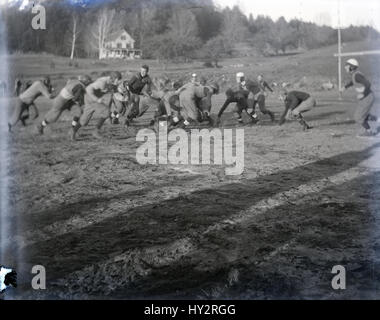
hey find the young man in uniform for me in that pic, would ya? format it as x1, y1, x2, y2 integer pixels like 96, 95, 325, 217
124, 65, 160, 126
176, 81, 219, 128
197, 82, 219, 125
341, 58, 379, 137
153, 80, 183, 123
36, 75, 92, 135
216, 87, 254, 126
253, 74, 274, 120
109, 79, 131, 125
236, 72, 275, 122
8, 76, 53, 132
70, 71, 122, 140
278, 89, 316, 130
13, 79, 39, 126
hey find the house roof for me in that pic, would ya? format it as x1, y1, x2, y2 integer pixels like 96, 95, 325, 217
106, 29, 135, 43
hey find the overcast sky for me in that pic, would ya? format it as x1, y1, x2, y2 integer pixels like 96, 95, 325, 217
1, 0, 380, 30
215, 0, 380, 30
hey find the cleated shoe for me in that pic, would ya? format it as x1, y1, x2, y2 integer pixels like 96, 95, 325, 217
36, 123, 44, 135
70, 124, 81, 141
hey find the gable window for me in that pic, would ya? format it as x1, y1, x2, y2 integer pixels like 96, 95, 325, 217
121, 36, 126, 40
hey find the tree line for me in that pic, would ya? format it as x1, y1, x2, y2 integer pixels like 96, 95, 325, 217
3, 0, 379, 63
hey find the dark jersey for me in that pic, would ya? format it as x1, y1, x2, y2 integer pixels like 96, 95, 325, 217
128, 73, 152, 95
239, 80, 261, 95
279, 91, 311, 123
285, 91, 310, 110
218, 90, 248, 117
345, 71, 372, 99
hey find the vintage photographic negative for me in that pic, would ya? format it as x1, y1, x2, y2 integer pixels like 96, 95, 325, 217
0, 0, 380, 300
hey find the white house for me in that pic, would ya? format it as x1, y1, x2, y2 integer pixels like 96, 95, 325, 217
101, 29, 142, 59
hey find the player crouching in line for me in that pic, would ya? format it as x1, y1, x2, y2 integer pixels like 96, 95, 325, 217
36, 75, 92, 135
341, 59, 380, 137
199, 82, 219, 125
176, 81, 219, 129
278, 89, 316, 130
70, 71, 122, 140
236, 72, 275, 123
151, 80, 183, 130
8, 76, 53, 132
216, 88, 253, 126
110, 79, 131, 125
14, 79, 39, 126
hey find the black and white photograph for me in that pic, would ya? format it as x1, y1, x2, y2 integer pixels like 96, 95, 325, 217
0, 0, 380, 304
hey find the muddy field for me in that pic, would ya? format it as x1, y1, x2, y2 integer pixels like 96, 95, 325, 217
1, 87, 380, 300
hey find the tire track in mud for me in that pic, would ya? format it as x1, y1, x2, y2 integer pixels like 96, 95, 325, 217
44, 165, 377, 298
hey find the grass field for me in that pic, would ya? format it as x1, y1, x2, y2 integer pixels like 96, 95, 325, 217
2, 40, 380, 299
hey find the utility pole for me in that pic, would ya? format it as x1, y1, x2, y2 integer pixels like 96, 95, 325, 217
337, 0, 342, 100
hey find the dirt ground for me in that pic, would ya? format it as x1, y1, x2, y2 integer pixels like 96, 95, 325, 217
1, 87, 380, 300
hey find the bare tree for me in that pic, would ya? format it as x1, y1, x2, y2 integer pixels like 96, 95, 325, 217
69, 13, 81, 60
89, 8, 122, 59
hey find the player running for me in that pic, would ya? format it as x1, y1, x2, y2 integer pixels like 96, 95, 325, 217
8, 76, 53, 132
70, 71, 122, 140
13, 78, 39, 126
278, 89, 316, 130
341, 58, 379, 137
36, 75, 92, 135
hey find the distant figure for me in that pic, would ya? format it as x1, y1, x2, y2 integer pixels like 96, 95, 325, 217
190, 73, 198, 84
342, 58, 379, 137
0, 80, 6, 97
279, 89, 316, 130
14, 78, 23, 97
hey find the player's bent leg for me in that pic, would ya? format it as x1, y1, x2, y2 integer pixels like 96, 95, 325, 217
297, 113, 312, 131
38, 96, 70, 135
8, 98, 27, 131
92, 102, 111, 138
70, 104, 96, 141
257, 95, 275, 121
355, 94, 375, 130
292, 97, 316, 117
